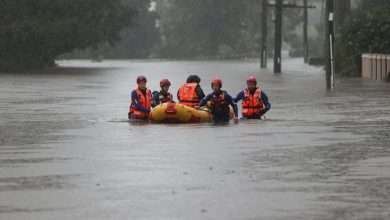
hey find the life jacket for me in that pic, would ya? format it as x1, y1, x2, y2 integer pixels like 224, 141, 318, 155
178, 83, 200, 108
242, 88, 264, 118
129, 87, 152, 120
158, 91, 173, 104
209, 91, 229, 114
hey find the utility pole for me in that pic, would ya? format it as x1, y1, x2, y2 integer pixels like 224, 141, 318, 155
325, 0, 335, 89
303, 0, 309, 63
265, 1, 315, 73
260, 0, 268, 68
274, 0, 283, 74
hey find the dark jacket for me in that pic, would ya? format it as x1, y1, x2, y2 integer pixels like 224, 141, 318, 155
200, 90, 238, 122
152, 91, 174, 107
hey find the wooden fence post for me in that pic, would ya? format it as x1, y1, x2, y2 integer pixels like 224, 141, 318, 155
387, 55, 390, 80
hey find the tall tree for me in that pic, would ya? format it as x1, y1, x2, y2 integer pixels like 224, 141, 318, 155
157, 0, 255, 58
64, 0, 160, 59
336, 0, 390, 76
0, 0, 135, 71
335, 0, 351, 31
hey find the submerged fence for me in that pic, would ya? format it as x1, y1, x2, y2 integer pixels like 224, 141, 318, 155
362, 54, 390, 81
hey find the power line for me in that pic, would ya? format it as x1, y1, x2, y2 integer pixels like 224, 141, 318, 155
261, 0, 316, 74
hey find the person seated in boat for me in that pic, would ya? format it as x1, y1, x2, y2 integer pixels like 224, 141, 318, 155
200, 78, 239, 123
234, 75, 271, 119
152, 79, 175, 107
128, 76, 152, 120
177, 75, 205, 108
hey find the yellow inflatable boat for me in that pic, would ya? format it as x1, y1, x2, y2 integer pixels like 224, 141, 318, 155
150, 103, 213, 123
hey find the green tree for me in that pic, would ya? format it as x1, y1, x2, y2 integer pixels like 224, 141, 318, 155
336, 0, 390, 76
64, 0, 160, 59
0, 0, 135, 71
157, 0, 312, 59
158, 0, 257, 58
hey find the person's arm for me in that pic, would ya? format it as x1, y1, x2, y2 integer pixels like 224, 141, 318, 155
199, 94, 211, 107
177, 90, 181, 102
151, 91, 160, 108
233, 91, 245, 103
225, 93, 239, 123
131, 91, 150, 113
196, 86, 206, 100
232, 103, 239, 118
226, 93, 239, 118
259, 91, 271, 116
261, 91, 271, 112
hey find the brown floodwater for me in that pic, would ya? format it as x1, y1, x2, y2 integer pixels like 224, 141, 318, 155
0, 59, 389, 220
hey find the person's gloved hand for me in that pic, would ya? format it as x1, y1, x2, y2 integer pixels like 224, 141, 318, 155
207, 101, 214, 109
260, 109, 268, 117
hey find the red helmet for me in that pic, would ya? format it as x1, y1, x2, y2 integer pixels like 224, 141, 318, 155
160, 79, 171, 87
211, 78, 223, 88
136, 75, 147, 84
247, 75, 257, 84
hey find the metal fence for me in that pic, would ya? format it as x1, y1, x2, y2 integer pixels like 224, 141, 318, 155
362, 54, 390, 81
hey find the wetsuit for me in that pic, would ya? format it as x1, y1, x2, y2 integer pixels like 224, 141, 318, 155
200, 91, 238, 123
152, 91, 174, 107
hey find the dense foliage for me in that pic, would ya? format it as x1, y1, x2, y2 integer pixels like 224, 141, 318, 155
336, 0, 390, 76
157, 0, 313, 59
157, 0, 258, 58
0, 0, 135, 71
64, 0, 159, 59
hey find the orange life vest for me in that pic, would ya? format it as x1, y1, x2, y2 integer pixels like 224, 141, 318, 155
178, 83, 200, 108
129, 87, 152, 120
242, 88, 264, 118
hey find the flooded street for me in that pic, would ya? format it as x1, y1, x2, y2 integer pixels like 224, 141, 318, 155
1, 59, 390, 220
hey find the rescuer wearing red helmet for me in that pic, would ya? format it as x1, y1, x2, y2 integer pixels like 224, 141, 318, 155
199, 77, 239, 123
152, 79, 174, 107
128, 76, 152, 120
234, 75, 271, 119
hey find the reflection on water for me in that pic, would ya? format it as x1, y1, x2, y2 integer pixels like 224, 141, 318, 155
0, 59, 389, 220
